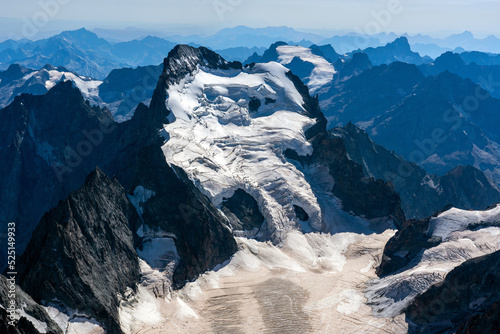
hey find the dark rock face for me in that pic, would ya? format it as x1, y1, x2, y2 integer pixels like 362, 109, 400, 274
440, 165, 500, 210
334, 122, 440, 219
293, 205, 310, 222
286, 133, 406, 229
0, 81, 116, 269
285, 71, 327, 140
127, 145, 238, 288
457, 300, 500, 334
0, 311, 43, 334
15, 168, 140, 334
406, 250, 500, 334
248, 96, 262, 112
98, 63, 163, 119
333, 123, 500, 219
221, 189, 265, 231
0, 275, 62, 334
310, 44, 342, 63
313, 135, 405, 226
162, 45, 242, 87
376, 217, 440, 277
419, 51, 500, 99
360, 37, 431, 66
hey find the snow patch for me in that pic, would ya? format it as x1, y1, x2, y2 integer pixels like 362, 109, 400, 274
429, 204, 500, 240
127, 186, 156, 216
43, 305, 105, 334
276, 45, 336, 94
119, 285, 164, 334
18, 305, 48, 333
137, 237, 179, 271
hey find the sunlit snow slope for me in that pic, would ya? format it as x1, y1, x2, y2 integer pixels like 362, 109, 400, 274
276, 45, 336, 94
0, 65, 102, 109
366, 205, 500, 318
162, 61, 325, 242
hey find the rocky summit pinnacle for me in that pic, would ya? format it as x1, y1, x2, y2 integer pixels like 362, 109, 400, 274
15, 167, 140, 334
162, 45, 242, 86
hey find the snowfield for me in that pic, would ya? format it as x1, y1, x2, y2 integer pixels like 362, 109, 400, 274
161, 61, 381, 243
0, 66, 148, 123
43, 70, 101, 98
162, 62, 325, 242
119, 230, 408, 334
118, 205, 500, 333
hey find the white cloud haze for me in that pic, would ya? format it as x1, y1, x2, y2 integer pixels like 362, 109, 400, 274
0, 0, 498, 40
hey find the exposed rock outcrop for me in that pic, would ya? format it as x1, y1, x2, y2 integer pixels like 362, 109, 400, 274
406, 250, 500, 334
221, 189, 265, 231
333, 123, 500, 219
16, 168, 140, 334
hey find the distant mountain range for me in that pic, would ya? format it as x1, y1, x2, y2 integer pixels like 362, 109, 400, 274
419, 51, 500, 99
352, 37, 432, 65
91, 26, 500, 55
0, 63, 161, 121
3, 30, 498, 189
2, 27, 500, 80
320, 61, 500, 186
333, 123, 500, 219
0, 28, 174, 79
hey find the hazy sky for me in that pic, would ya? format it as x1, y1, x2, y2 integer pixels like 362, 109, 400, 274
1, 0, 499, 40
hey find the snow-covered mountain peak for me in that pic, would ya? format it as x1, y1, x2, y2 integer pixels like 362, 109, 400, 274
0, 64, 102, 109
162, 45, 243, 87
160, 48, 327, 243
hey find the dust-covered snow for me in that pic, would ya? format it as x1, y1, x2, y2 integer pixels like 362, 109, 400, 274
118, 230, 408, 334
